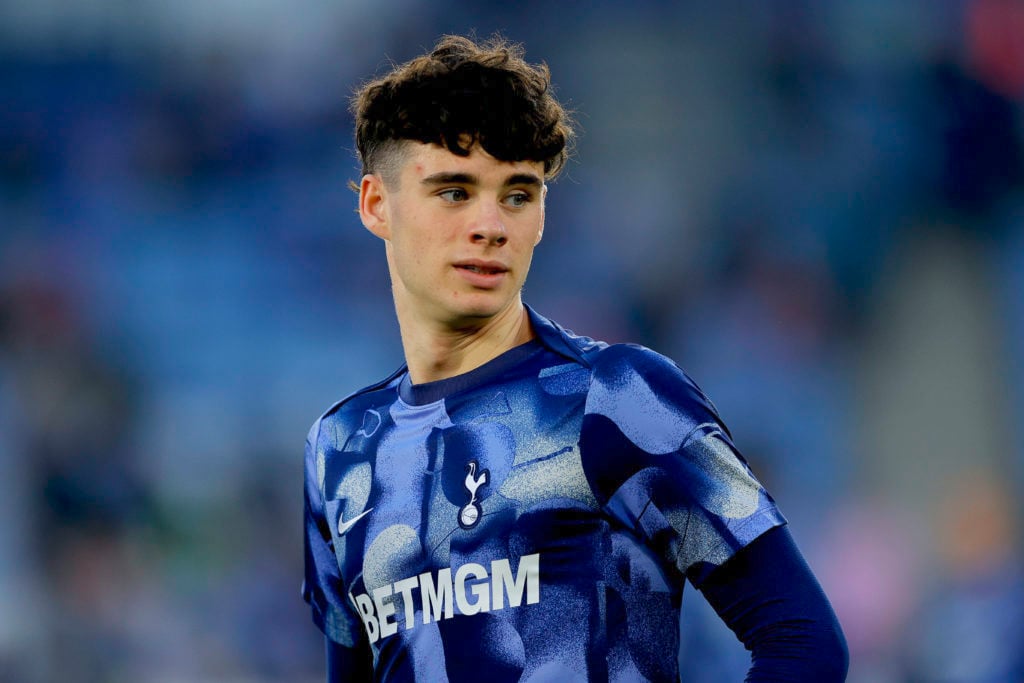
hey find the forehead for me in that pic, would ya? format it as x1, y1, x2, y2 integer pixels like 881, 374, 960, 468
398, 141, 544, 181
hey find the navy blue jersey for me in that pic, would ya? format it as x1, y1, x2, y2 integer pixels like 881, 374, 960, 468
303, 307, 785, 682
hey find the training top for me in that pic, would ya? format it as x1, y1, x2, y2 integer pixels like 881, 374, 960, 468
302, 306, 786, 682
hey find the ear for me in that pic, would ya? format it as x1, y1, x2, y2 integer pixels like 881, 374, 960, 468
534, 183, 547, 245
359, 174, 391, 240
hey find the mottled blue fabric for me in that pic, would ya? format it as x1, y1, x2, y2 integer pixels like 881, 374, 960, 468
303, 306, 786, 681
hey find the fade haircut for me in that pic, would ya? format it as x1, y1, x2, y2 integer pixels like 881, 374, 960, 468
352, 34, 574, 186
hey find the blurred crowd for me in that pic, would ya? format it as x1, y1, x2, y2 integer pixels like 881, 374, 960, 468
2, 1, 1024, 681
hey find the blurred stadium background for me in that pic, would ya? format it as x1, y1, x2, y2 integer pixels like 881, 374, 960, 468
2, 1, 1023, 681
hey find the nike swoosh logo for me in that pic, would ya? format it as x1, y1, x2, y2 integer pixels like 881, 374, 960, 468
337, 507, 373, 536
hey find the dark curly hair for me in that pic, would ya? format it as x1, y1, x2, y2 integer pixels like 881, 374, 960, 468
352, 34, 574, 184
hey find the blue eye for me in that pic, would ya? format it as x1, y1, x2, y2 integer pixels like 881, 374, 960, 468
506, 192, 530, 208
439, 188, 469, 202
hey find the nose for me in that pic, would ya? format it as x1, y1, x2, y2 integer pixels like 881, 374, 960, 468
470, 202, 508, 246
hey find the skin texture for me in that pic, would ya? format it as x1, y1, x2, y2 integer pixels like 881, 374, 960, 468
359, 141, 547, 384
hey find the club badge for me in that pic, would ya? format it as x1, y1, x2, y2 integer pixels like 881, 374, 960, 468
459, 460, 489, 529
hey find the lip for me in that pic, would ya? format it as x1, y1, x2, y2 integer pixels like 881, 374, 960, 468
453, 259, 509, 288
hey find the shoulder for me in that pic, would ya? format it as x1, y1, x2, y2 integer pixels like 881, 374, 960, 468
528, 305, 697, 389
588, 343, 713, 411
583, 342, 728, 450
525, 304, 607, 367
305, 366, 405, 458
303, 367, 404, 498
527, 305, 722, 426
589, 342, 684, 377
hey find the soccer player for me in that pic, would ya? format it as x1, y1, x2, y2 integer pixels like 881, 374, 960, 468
303, 34, 848, 682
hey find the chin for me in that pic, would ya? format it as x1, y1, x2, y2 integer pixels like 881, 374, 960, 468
448, 305, 502, 323
443, 297, 511, 324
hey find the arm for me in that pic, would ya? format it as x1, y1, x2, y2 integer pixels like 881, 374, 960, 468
580, 346, 842, 677
696, 525, 849, 682
303, 417, 374, 681
326, 637, 374, 682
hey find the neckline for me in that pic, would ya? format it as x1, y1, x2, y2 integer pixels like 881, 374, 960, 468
398, 339, 544, 406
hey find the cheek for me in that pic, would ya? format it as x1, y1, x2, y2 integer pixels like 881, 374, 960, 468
392, 219, 442, 276
519, 216, 545, 250
395, 239, 427, 275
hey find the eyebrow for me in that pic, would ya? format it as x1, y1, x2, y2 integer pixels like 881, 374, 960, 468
420, 171, 543, 189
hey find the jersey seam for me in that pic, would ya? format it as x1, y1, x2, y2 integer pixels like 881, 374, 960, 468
319, 364, 408, 422
691, 512, 787, 587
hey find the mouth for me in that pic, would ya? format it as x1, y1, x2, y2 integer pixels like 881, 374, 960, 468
453, 260, 509, 289
454, 262, 508, 275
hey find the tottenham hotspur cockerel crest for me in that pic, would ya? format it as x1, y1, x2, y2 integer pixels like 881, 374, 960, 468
459, 461, 489, 529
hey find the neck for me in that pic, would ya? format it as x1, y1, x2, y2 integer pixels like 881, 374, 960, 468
395, 299, 535, 384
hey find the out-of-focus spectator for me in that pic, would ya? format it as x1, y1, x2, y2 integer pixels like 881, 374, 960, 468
902, 469, 1024, 682
816, 497, 924, 683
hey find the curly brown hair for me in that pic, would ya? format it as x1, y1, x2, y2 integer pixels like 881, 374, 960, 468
352, 34, 574, 184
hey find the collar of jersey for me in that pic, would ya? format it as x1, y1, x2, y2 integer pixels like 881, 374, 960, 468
524, 304, 605, 364
399, 338, 544, 405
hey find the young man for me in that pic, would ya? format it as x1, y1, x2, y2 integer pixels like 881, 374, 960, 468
303, 35, 848, 681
